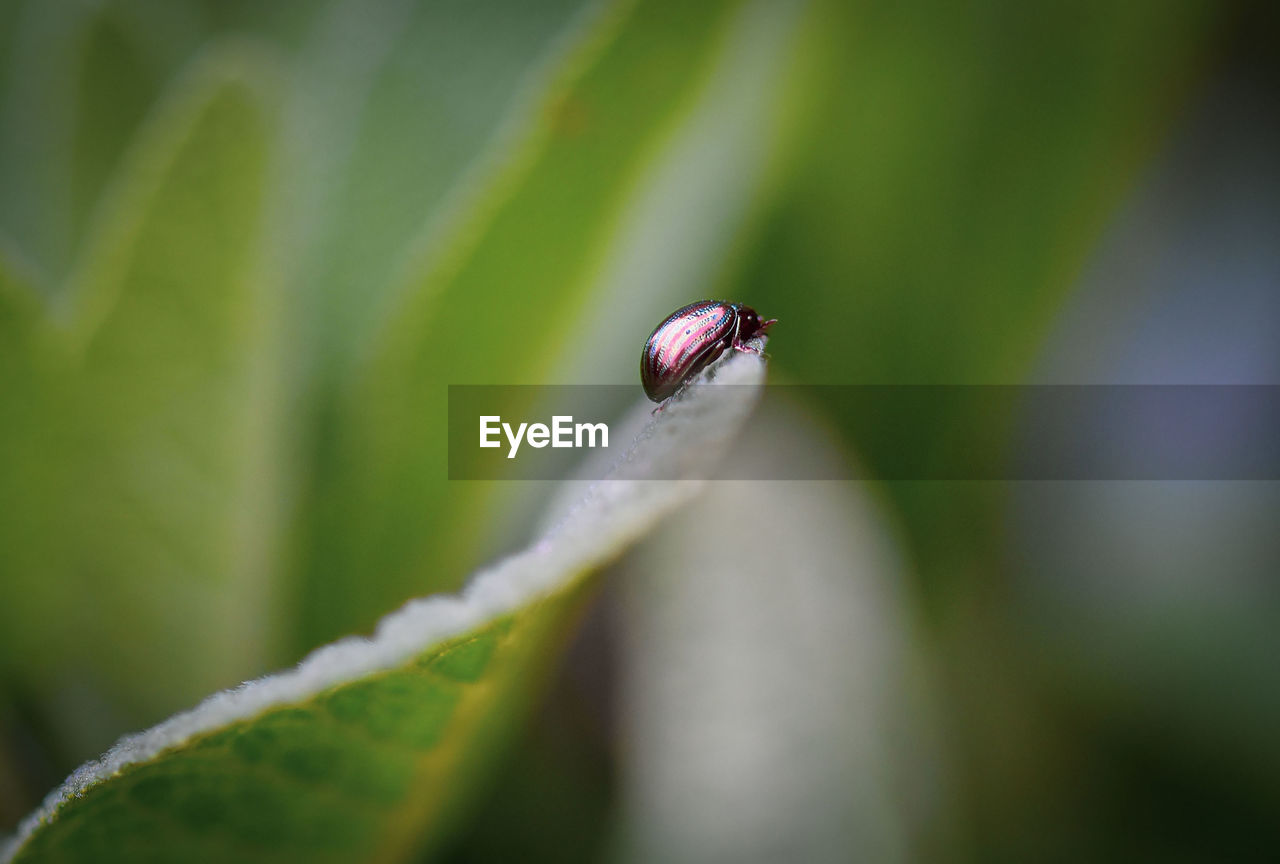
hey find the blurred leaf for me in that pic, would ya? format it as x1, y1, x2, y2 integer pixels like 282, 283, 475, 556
1005, 78, 1280, 855
296, 0, 765, 649
1, 352, 768, 864
0, 1, 208, 284
719, 3, 1229, 856
0, 2, 93, 280
618, 398, 946, 863
68, 2, 208, 262
734, 0, 1219, 582
285, 0, 592, 364
0, 42, 282, 728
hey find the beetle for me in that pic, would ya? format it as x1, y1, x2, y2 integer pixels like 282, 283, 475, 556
640, 300, 776, 403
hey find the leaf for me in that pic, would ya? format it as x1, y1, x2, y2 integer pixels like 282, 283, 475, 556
294, 0, 793, 650
0, 41, 283, 724
1, 348, 768, 864
730, 0, 1219, 578
0, 2, 95, 279
0, 0, 208, 284
617, 400, 944, 862
282, 0, 595, 366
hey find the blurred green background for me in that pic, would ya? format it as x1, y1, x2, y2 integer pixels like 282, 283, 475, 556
1, 0, 1277, 861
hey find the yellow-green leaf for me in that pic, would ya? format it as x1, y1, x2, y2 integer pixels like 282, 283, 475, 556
0, 41, 283, 725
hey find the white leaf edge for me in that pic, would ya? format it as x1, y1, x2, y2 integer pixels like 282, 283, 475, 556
2, 343, 767, 860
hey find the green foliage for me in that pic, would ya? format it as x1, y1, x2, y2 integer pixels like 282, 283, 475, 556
0, 42, 280, 717
3, 347, 768, 862
0, 0, 1236, 859
296, 0, 750, 649
8, 605, 579, 864
735, 0, 1216, 587
0, 0, 784, 734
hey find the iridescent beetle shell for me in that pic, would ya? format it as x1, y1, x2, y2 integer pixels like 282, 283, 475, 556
640, 300, 776, 402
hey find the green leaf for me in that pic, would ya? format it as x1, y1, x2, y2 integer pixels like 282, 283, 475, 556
294, 0, 793, 649
750, 0, 1217, 385
731, 0, 1219, 582
0, 41, 283, 725
0, 1, 208, 284
1, 350, 768, 864
282, 0, 593, 366
0, 2, 94, 279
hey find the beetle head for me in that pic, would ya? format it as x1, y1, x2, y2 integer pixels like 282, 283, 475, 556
735, 305, 777, 341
